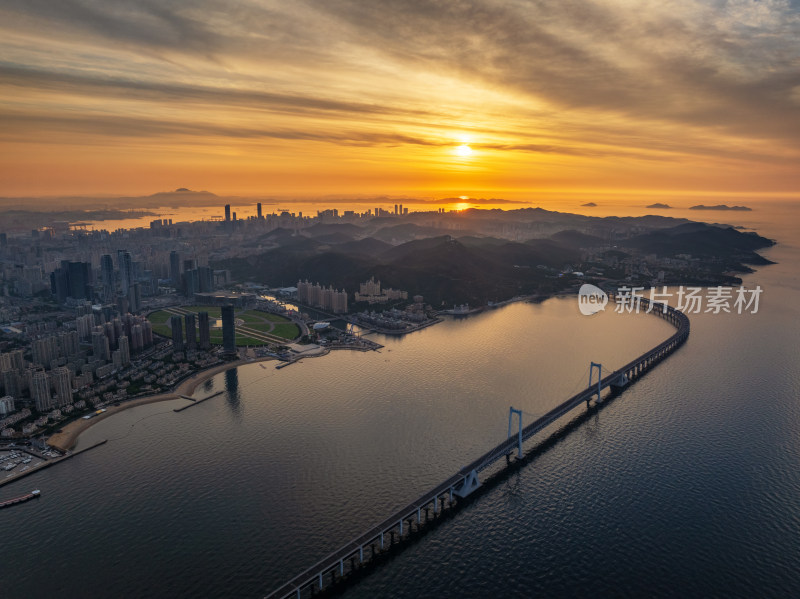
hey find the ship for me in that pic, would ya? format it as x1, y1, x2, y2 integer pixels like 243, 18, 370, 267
0, 489, 41, 509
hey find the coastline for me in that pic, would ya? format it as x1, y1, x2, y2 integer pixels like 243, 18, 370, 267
46, 357, 275, 452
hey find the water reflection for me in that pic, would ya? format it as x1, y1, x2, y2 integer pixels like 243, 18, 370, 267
225, 367, 241, 415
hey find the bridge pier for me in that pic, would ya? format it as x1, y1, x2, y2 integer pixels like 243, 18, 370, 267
453, 469, 480, 497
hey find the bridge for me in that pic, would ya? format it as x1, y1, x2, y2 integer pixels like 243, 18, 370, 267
265, 298, 690, 599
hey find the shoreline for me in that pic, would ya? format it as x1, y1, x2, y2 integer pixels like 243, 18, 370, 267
46, 356, 275, 452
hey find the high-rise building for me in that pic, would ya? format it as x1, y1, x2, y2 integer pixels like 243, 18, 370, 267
257, 203, 262, 219
52, 366, 72, 407
198, 311, 211, 350
224, 204, 231, 222
131, 324, 144, 352
197, 266, 214, 292
50, 260, 92, 302
170, 315, 184, 351
119, 335, 131, 366
32, 370, 51, 412
92, 329, 110, 362
100, 254, 114, 300
118, 250, 133, 295
185, 313, 197, 350
3, 371, 20, 399
221, 305, 236, 356
182, 269, 199, 298
170, 250, 181, 287
0, 396, 15, 416
128, 282, 141, 313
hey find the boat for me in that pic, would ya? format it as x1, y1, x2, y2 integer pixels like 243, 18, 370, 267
0, 489, 41, 509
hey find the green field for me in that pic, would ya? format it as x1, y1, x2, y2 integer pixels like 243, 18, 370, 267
147, 306, 299, 346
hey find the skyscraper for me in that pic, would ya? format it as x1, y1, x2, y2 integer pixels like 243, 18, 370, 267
257, 202, 262, 219
32, 370, 51, 412
198, 311, 211, 350
92, 329, 110, 362
100, 254, 114, 300
170, 315, 184, 351
221, 305, 236, 356
170, 250, 181, 287
52, 366, 72, 407
118, 250, 133, 295
119, 335, 131, 366
224, 204, 231, 222
185, 313, 197, 350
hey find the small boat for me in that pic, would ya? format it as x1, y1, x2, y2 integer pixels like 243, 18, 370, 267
0, 489, 41, 509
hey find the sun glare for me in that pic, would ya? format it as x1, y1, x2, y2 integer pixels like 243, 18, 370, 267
455, 144, 472, 157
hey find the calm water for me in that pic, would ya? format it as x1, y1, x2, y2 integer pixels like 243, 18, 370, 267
3, 204, 799, 598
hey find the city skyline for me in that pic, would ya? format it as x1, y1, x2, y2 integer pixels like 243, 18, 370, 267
1, 1, 799, 201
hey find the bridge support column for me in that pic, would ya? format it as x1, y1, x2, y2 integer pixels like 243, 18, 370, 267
340, 559, 344, 575
319, 572, 323, 589
380, 532, 384, 549
417, 507, 421, 524
449, 487, 453, 503
359, 546, 364, 562
454, 469, 480, 497
508, 407, 523, 458
434, 496, 438, 513
399, 519, 404, 536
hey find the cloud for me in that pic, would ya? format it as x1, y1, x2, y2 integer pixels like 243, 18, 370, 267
1, 0, 800, 195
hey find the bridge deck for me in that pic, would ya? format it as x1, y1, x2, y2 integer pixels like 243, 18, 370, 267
266, 299, 690, 598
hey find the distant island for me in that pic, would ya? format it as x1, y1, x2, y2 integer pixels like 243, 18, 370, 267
646, 203, 671, 209
690, 204, 752, 211
581, 202, 598, 207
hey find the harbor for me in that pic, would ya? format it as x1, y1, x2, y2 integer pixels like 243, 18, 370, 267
0, 440, 108, 489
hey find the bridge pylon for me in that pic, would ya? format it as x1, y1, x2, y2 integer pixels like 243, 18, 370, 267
589, 362, 603, 405
508, 407, 523, 459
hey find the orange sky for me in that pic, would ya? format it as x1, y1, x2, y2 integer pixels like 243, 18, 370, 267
1, 1, 799, 202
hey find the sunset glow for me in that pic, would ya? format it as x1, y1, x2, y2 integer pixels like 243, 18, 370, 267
0, 1, 798, 202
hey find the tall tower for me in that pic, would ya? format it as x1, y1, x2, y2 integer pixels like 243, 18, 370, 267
257, 203, 263, 219
224, 204, 231, 222
100, 254, 114, 300
221, 305, 236, 356
119, 335, 131, 366
169, 250, 181, 287
170, 314, 184, 352
198, 311, 211, 350
185, 313, 197, 351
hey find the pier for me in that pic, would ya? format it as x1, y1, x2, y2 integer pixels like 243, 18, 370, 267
173, 391, 225, 412
0, 439, 108, 489
265, 298, 690, 599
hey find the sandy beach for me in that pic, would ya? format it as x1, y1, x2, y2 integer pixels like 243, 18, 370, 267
47, 357, 274, 452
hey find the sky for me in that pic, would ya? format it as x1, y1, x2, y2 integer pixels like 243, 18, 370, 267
1, 0, 799, 203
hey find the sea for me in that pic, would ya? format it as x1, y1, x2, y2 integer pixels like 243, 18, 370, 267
1, 201, 799, 598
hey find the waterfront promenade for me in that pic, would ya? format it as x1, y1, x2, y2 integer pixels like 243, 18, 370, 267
46, 357, 273, 451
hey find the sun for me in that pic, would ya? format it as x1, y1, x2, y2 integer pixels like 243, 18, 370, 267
455, 144, 472, 157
